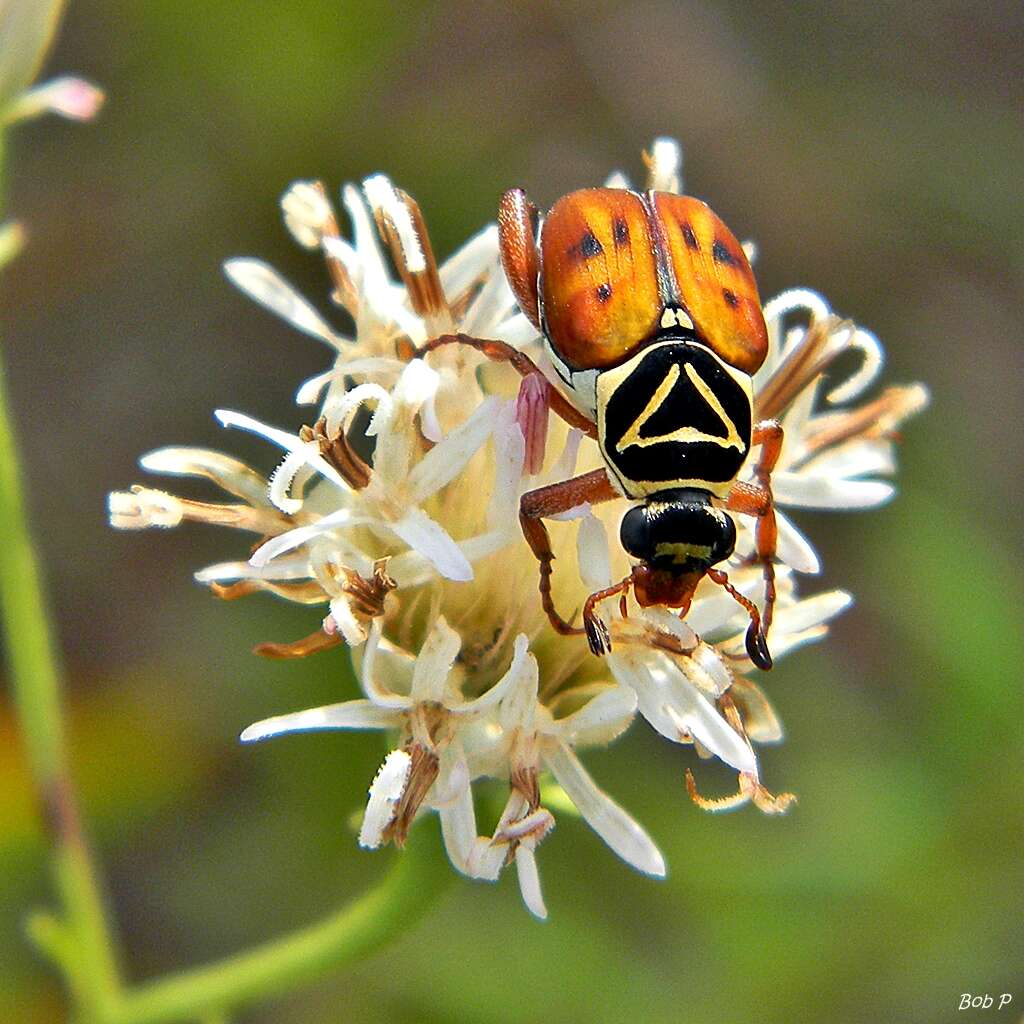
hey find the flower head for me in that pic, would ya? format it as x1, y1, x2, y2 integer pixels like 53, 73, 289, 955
109, 139, 927, 917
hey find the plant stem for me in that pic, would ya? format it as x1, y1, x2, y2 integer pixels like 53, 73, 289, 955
107, 838, 449, 1024
0, 131, 451, 1024
0, 136, 122, 1019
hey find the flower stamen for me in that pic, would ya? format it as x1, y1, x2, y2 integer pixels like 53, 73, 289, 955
253, 628, 342, 660
299, 417, 371, 489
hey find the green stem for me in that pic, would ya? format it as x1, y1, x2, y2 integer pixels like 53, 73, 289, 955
0, 129, 451, 1024
107, 839, 449, 1024
0, 345, 123, 1014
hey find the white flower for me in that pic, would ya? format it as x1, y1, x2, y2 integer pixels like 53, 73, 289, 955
109, 140, 927, 916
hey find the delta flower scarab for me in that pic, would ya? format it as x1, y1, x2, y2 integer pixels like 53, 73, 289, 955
420, 184, 781, 667
109, 140, 927, 916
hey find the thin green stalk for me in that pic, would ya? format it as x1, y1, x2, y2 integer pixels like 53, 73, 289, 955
1, 129, 451, 1024
0, 137, 122, 1017
108, 839, 449, 1024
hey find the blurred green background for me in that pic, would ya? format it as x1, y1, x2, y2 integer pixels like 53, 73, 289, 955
3, 1, 1022, 1021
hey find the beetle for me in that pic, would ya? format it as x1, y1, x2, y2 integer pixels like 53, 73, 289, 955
418, 186, 782, 668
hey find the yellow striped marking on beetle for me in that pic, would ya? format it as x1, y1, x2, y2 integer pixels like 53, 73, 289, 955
614, 362, 744, 454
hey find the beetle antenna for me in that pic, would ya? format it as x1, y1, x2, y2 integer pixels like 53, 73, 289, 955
706, 567, 772, 670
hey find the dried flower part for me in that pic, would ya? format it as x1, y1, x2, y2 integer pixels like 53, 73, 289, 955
109, 139, 927, 916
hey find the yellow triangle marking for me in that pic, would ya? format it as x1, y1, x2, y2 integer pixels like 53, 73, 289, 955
615, 362, 744, 453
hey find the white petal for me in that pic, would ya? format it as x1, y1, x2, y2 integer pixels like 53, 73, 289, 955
267, 448, 315, 514
496, 313, 543, 347
223, 259, 342, 347
239, 699, 399, 742
385, 527, 512, 588
457, 634, 533, 715
549, 502, 592, 522
139, 447, 270, 506
637, 607, 699, 649
825, 326, 883, 404
624, 654, 756, 774
390, 507, 473, 582
330, 597, 369, 647
461, 271, 517, 337
798, 438, 895, 480
370, 362, 439, 484
195, 558, 311, 583
215, 409, 352, 492
488, 402, 526, 531
731, 679, 784, 744
296, 359, 403, 406
686, 642, 735, 698
359, 750, 412, 849
555, 685, 637, 748
439, 781, 477, 874
321, 234, 361, 286
465, 837, 505, 882
440, 224, 498, 301
772, 589, 852, 635
761, 288, 831, 334
773, 511, 821, 575
677, 586, 747, 637
645, 137, 682, 193
322, 381, 392, 437
430, 745, 471, 808
496, 640, 539, 731
341, 184, 390, 298
407, 397, 498, 502
543, 741, 665, 877
773, 471, 894, 510
410, 616, 462, 703
547, 428, 583, 483
419, 392, 445, 443
515, 845, 548, 920
576, 513, 612, 591
248, 507, 354, 567
757, 625, 827, 660
357, 620, 415, 708
363, 174, 427, 272
774, 373, 821, 459
295, 369, 336, 406
5, 76, 105, 124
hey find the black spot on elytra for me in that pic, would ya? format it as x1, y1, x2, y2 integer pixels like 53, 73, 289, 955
722, 288, 739, 308
573, 229, 603, 260
613, 217, 629, 245
681, 223, 699, 250
596, 283, 613, 303
712, 239, 737, 266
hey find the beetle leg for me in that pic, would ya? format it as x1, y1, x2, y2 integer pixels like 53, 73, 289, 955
581, 575, 633, 656
724, 419, 784, 665
415, 332, 597, 438
707, 566, 771, 670
519, 468, 619, 644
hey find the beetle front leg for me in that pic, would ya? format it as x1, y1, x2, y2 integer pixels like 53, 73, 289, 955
415, 333, 597, 439
519, 468, 619, 646
726, 419, 784, 655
